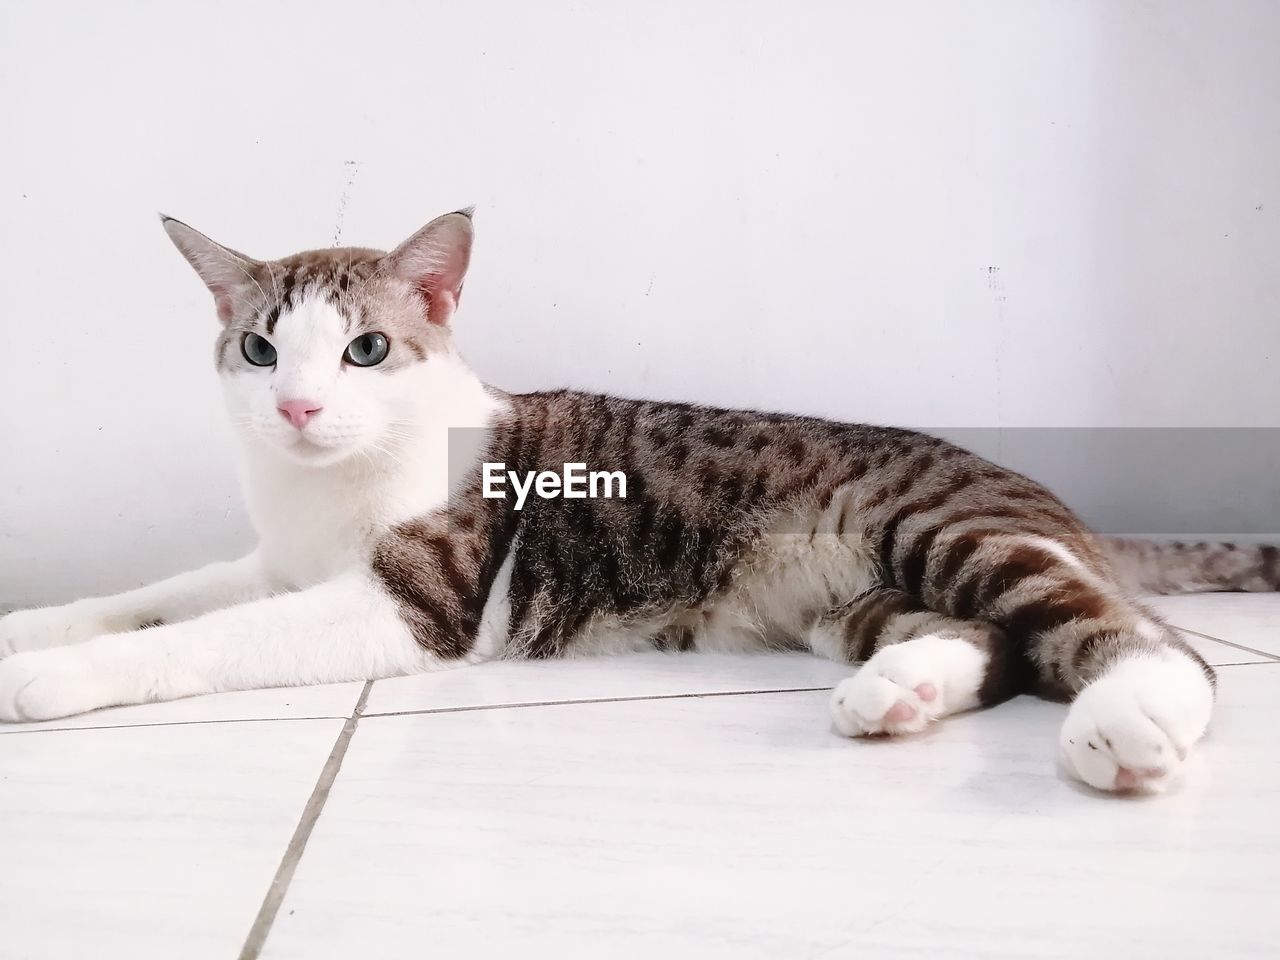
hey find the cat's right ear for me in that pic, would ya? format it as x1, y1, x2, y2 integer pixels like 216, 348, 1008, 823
160, 216, 263, 324
387, 208, 475, 327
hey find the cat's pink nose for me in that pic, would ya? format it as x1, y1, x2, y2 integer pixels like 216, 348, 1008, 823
277, 399, 323, 429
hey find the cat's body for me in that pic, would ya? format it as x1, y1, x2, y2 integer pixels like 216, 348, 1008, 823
1, 210, 1274, 794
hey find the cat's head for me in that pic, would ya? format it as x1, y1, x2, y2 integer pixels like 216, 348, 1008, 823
163, 210, 477, 467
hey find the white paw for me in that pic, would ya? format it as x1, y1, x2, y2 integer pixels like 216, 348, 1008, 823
0, 604, 107, 658
0, 645, 118, 722
1059, 652, 1213, 793
830, 634, 986, 737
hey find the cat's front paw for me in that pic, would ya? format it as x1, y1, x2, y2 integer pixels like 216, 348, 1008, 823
830, 634, 986, 737
1059, 652, 1213, 793
0, 646, 118, 722
0, 604, 107, 658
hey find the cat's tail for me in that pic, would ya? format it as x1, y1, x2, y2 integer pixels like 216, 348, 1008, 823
1099, 536, 1279, 595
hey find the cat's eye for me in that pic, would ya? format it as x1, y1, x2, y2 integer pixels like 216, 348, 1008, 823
344, 332, 390, 367
241, 332, 277, 367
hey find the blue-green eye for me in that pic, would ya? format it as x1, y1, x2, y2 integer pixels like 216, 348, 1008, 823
241, 332, 277, 367
344, 332, 389, 367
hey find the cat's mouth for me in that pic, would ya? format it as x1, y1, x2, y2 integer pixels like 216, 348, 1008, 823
240, 418, 365, 467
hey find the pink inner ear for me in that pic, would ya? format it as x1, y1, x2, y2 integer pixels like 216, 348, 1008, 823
211, 286, 236, 323
424, 289, 459, 327
392, 213, 473, 327
416, 256, 466, 326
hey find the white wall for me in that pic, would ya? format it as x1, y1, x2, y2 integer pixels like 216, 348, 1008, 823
1, 0, 1277, 607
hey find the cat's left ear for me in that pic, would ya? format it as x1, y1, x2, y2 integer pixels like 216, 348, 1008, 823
160, 216, 264, 324
387, 208, 474, 327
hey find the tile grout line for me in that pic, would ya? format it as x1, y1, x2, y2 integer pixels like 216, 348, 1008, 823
0, 686, 838, 738
236, 680, 374, 960
1170, 624, 1280, 663
1203, 661, 1279, 669
361, 685, 837, 720
0, 713, 350, 737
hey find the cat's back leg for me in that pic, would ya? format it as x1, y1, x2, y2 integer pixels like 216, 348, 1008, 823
818, 515, 1215, 792
923, 531, 1214, 793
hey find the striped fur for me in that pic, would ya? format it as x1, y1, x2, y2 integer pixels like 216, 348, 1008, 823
371, 391, 1220, 705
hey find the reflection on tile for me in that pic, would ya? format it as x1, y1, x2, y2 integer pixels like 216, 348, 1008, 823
264, 666, 1280, 959
364, 652, 853, 715
0, 681, 364, 734
0, 630, 1254, 738
368, 637, 1252, 717
1148, 594, 1280, 658
0, 719, 343, 960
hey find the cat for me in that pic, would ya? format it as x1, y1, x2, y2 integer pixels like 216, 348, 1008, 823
1, 208, 1275, 794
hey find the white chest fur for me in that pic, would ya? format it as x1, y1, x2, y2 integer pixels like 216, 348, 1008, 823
240, 443, 455, 589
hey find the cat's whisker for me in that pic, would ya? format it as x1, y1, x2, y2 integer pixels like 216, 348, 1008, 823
376, 425, 418, 442
365, 442, 408, 470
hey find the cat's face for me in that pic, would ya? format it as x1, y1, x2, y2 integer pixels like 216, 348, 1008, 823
163, 211, 473, 467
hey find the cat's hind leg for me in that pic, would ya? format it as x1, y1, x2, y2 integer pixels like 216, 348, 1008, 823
809, 588, 1031, 737
923, 532, 1215, 793
1057, 646, 1212, 793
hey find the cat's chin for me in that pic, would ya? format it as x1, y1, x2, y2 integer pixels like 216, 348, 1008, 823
271, 435, 362, 468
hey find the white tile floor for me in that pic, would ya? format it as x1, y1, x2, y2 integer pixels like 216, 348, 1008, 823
1, 596, 1278, 959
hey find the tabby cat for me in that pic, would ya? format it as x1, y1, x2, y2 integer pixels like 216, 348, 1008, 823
1, 209, 1274, 794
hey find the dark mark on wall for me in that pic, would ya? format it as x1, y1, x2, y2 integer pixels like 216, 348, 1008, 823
333, 160, 361, 247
